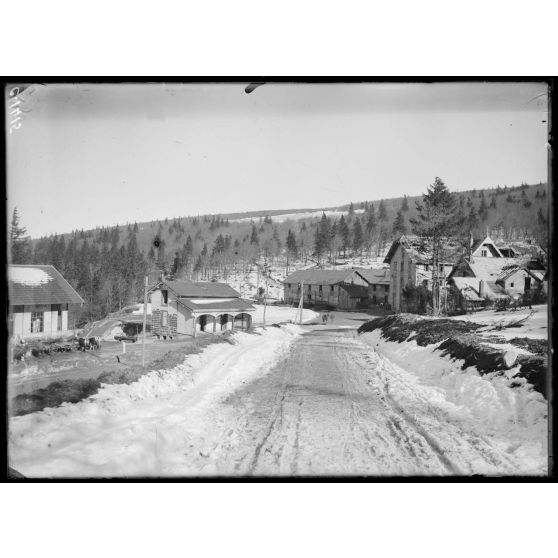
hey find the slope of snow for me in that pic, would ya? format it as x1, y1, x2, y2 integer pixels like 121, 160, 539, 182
360, 331, 547, 474
231, 208, 365, 224
9, 324, 303, 477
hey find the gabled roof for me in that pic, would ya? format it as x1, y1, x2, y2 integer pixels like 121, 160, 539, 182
383, 235, 464, 265
338, 283, 369, 297
470, 235, 504, 257
162, 280, 241, 298
283, 269, 369, 286
356, 268, 390, 285
497, 266, 543, 283
8, 265, 84, 306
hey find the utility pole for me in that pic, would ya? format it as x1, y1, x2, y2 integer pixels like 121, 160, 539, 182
297, 280, 304, 324
263, 262, 269, 327
142, 275, 148, 368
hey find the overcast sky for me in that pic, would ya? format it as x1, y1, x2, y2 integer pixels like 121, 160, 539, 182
6, 82, 549, 238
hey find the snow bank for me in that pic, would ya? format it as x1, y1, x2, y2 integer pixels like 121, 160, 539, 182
360, 331, 548, 474
9, 324, 303, 477
251, 304, 319, 325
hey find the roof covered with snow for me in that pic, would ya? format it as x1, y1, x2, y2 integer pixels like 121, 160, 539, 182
8, 265, 84, 306
283, 269, 369, 285
162, 280, 241, 298
467, 257, 523, 280
383, 235, 464, 265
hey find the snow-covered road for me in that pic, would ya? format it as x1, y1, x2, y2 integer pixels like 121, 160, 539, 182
10, 318, 546, 477
213, 328, 545, 476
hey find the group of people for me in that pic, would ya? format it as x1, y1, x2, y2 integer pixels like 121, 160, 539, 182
321, 312, 335, 324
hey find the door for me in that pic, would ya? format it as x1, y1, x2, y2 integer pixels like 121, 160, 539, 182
524, 277, 531, 291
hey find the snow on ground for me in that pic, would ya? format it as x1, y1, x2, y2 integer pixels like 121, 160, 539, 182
9, 266, 52, 285
9, 324, 304, 477
448, 305, 548, 340
251, 304, 319, 325
360, 330, 548, 474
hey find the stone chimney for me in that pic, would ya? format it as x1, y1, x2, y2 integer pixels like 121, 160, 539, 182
479, 279, 486, 299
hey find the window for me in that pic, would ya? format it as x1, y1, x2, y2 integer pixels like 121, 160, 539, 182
57, 309, 63, 331
330, 285, 334, 293
308, 284, 312, 292
161, 290, 168, 304
481, 249, 488, 257
424, 264, 429, 271
510, 282, 514, 288
319, 285, 323, 292
31, 311, 44, 333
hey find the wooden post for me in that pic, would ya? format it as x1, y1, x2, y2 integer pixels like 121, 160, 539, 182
142, 275, 148, 368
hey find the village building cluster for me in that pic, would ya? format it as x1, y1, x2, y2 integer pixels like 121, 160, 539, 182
7, 232, 547, 343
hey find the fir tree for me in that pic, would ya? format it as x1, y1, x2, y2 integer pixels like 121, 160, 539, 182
401, 195, 409, 212
410, 177, 463, 315
10, 207, 31, 264
250, 225, 259, 245
392, 209, 407, 236
378, 200, 387, 221
352, 219, 363, 254
286, 229, 298, 258
338, 214, 350, 258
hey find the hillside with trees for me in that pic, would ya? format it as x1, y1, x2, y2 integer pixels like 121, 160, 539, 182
9, 181, 549, 325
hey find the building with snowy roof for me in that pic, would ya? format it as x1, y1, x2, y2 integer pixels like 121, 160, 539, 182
150, 278, 254, 337
447, 256, 545, 311
8, 265, 84, 341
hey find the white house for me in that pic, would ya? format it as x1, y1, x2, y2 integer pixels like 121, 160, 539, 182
8, 265, 84, 341
150, 279, 255, 337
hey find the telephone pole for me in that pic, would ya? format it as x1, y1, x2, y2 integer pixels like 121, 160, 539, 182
142, 275, 148, 368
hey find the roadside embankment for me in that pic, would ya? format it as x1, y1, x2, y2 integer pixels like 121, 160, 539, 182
10, 334, 232, 417
358, 314, 548, 397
